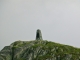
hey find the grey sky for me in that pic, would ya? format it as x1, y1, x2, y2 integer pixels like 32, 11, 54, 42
0, 0, 80, 50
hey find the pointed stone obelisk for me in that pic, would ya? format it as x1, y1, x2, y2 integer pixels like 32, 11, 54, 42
36, 29, 43, 40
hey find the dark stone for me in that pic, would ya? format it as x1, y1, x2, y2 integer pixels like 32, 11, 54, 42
36, 29, 43, 40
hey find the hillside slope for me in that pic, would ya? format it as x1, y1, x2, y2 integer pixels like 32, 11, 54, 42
0, 40, 80, 60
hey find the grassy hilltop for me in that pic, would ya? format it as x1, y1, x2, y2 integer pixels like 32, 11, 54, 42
0, 40, 80, 60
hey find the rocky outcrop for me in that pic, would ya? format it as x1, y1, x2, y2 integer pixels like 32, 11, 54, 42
0, 40, 80, 60
0, 46, 12, 60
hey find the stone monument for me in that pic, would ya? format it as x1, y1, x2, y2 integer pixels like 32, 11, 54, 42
36, 29, 43, 40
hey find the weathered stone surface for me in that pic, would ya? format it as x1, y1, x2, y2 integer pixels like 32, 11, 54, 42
36, 29, 43, 40
0, 46, 12, 60
0, 40, 80, 60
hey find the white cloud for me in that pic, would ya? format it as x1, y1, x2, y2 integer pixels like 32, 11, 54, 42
0, 0, 80, 50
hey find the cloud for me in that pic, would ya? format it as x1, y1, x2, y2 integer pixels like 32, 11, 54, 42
0, 0, 80, 50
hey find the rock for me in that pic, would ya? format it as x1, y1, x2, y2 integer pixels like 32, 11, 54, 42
0, 46, 12, 60
0, 40, 80, 60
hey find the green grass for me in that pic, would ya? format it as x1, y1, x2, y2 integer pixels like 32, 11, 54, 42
11, 40, 80, 60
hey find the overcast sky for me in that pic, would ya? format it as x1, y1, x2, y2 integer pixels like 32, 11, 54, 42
0, 0, 80, 50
